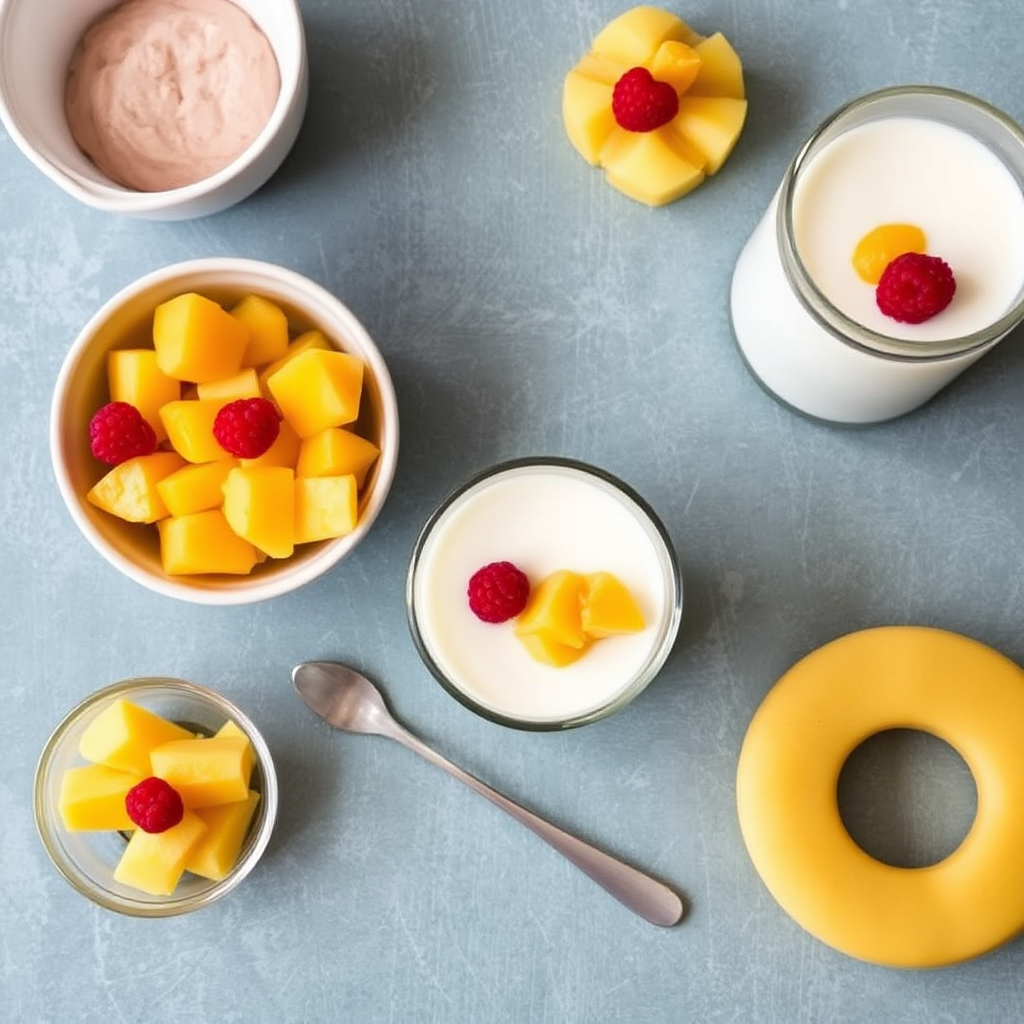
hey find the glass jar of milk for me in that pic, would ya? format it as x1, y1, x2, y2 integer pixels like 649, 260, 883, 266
730, 86, 1024, 424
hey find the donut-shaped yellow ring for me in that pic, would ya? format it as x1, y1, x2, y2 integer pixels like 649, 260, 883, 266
736, 626, 1024, 968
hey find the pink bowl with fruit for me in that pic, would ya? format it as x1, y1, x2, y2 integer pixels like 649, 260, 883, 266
50, 257, 399, 604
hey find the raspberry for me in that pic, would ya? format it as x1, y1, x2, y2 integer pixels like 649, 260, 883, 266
213, 397, 281, 458
467, 561, 530, 623
88, 402, 157, 466
125, 777, 184, 834
875, 252, 956, 324
612, 67, 679, 133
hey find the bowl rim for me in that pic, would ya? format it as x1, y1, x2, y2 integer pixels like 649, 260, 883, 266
405, 456, 684, 730
0, 0, 307, 215
49, 257, 400, 605
33, 676, 279, 917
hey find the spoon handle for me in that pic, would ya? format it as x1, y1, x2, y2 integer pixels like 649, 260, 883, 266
387, 724, 684, 927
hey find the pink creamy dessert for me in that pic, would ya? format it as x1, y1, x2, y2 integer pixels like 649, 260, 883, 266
65, 0, 280, 192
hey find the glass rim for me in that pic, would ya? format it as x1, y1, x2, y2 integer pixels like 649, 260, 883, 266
776, 85, 1024, 361
34, 677, 278, 917
405, 456, 684, 731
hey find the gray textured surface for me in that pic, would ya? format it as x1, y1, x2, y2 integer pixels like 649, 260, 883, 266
3, 1, 1024, 1021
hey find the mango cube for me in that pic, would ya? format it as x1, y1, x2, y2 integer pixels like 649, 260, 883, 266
150, 735, 253, 808
153, 292, 248, 383
107, 349, 180, 442
649, 39, 702, 94
78, 698, 194, 776
158, 510, 259, 575
266, 349, 364, 438
196, 368, 261, 402
296, 427, 380, 487
672, 96, 748, 175
515, 570, 587, 649
580, 572, 646, 637
258, 329, 332, 396
156, 460, 237, 518
113, 810, 207, 895
186, 790, 261, 881
688, 32, 746, 99
230, 294, 289, 368
517, 633, 588, 668
159, 400, 228, 464
603, 128, 705, 206
221, 466, 295, 558
86, 451, 186, 523
561, 72, 617, 166
216, 719, 254, 781
294, 475, 358, 544
58, 764, 140, 831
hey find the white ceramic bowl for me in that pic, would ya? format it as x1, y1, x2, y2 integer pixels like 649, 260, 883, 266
0, 0, 307, 219
51, 258, 400, 605
35, 677, 278, 917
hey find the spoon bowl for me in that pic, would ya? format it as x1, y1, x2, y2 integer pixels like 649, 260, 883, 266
292, 660, 684, 927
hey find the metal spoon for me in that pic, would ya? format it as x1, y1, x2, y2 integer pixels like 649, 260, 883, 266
292, 660, 684, 927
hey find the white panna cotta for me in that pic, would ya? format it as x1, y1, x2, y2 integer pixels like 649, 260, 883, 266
730, 88, 1024, 424
794, 117, 1024, 342
407, 460, 682, 729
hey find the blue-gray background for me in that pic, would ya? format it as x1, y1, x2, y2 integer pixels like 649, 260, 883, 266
3, 1, 1024, 1021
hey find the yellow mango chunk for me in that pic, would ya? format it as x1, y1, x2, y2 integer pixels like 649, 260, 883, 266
515, 570, 587, 649
573, 52, 629, 86
650, 39, 702, 94
592, 6, 700, 64
853, 223, 927, 284
159, 399, 228, 464
603, 128, 706, 206
107, 349, 180, 442
296, 427, 380, 487
113, 810, 207, 896
58, 764, 140, 831
580, 572, 646, 637
266, 349, 364, 438
150, 735, 252, 809
672, 96, 748, 175
78, 698, 194, 776
230, 294, 289, 368
239, 419, 301, 469
221, 466, 295, 558
294, 475, 358, 544
186, 790, 261, 881
518, 633, 588, 668
258, 329, 332, 397
158, 509, 259, 575
86, 451, 186, 523
563, 71, 617, 165
216, 720, 254, 781
156, 459, 237, 517
688, 32, 745, 99
152, 292, 248, 384
196, 368, 261, 402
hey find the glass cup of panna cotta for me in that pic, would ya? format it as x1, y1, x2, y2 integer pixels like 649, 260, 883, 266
730, 86, 1024, 425
406, 458, 683, 730
34, 677, 278, 917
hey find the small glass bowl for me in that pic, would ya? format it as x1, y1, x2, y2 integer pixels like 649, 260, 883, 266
34, 677, 278, 917
406, 457, 683, 730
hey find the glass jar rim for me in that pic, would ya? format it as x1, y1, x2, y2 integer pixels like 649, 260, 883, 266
776, 85, 1024, 361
